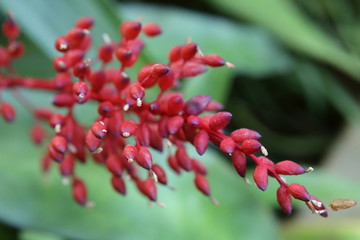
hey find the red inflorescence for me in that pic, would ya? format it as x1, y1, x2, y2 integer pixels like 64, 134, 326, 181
0, 14, 330, 217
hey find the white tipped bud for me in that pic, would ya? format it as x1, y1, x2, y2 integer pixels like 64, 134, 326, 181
93, 147, 103, 154
210, 196, 219, 206
261, 145, 268, 156
157, 202, 166, 208
85, 201, 95, 208
136, 98, 142, 107
123, 104, 130, 111
68, 143, 77, 154
244, 177, 252, 185
311, 199, 322, 208
225, 61, 235, 68
55, 124, 61, 133
102, 33, 111, 44
122, 132, 130, 138
306, 167, 314, 173
59, 43, 68, 50
62, 177, 70, 185
150, 170, 158, 182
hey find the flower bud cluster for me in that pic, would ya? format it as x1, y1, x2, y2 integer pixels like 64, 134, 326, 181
0, 14, 336, 217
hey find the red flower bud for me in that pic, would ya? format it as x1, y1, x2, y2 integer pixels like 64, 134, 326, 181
143, 23, 162, 37
187, 115, 201, 128
73, 61, 90, 79
54, 73, 72, 90
181, 62, 207, 77
176, 146, 192, 171
30, 124, 46, 145
194, 174, 210, 196
194, 130, 209, 155
275, 160, 306, 175
205, 100, 224, 112
253, 165, 268, 191
165, 94, 184, 116
35, 108, 53, 120
52, 93, 75, 107
0, 47, 10, 66
220, 137, 236, 155
65, 50, 85, 67
191, 159, 207, 175
152, 164, 167, 185
55, 36, 70, 52
129, 83, 145, 106
48, 144, 64, 163
136, 146, 153, 170
168, 155, 181, 174
0, 102, 16, 122
277, 185, 292, 215
257, 156, 275, 169
232, 149, 247, 178
75, 17, 94, 29
181, 43, 198, 60
72, 177, 88, 206
158, 116, 169, 138
288, 183, 310, 201
184, 95, 212, 116
209, 112, 232, 131
230, 128, 261, 143
66, 27, 88, 47
7, 41, 25, 58
115, 48, 132, 65
98, 101, 114, 118
85, 130, 102, 153
98, 43, 113, 63
49, 113, 66, 130
41, 154, 52, 173
2, 15, 20, 39
120, 21, 142, 40
106, 155, 123, 176
137, 64, 157, 88
111, 175, 126, 195
59, 155, 74, 176
168, 45, 183, 62
120, 120, 137, 138
202, 54, 225, 67
148, 124, 163, 152
167, 115, 184, 135
107, 69, 130, 91
73, 81, 90, 104
53, 56, 67, 72
123, 144, 138, 163
136, 123, 150, 147
50, 135, 68, 154
239, 139, 262, 155
142, 179, 157, 202
89, 70, 106, 92
91, 121, 107, 139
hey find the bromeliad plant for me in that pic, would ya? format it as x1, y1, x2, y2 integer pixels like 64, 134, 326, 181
0, 13, 345, 217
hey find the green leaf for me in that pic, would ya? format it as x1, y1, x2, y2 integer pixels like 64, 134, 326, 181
0, 0, 121, 59
208, 0, 360, 79
120, 3, 292, 77
19, 230, 64, 240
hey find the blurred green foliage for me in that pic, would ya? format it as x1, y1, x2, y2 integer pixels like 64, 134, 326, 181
0, 0, 360, 239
